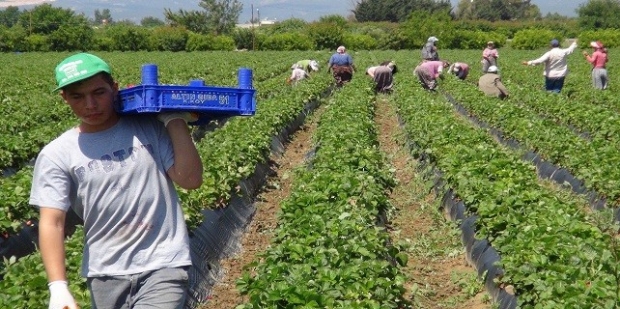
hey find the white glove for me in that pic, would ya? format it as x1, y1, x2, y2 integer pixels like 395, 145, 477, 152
157, 112, 199, 127
48, 280, 78, 309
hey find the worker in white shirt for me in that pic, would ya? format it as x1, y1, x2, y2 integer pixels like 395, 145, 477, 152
522, 39, 578, 93
286, 67, 310, 84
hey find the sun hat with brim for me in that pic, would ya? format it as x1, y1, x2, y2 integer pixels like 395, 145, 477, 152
590, 41, 604, 49
428, 36, 439, 42
54, 53, 111, 91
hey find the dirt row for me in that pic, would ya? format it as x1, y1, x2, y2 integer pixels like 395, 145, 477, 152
198, 96, 491, 309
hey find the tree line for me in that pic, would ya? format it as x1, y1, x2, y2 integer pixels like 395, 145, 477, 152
0, 0, 618, 52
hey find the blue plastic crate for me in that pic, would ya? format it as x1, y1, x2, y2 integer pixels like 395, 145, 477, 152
117, 64, 256, 124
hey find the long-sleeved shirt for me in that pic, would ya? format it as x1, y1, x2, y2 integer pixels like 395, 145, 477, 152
478, 73, 509, 98
328, 53, 353, 67
586, 50, 608, 68
527, 41, 578, 78
482, 48, 498, 60
417, 61, 444, 78
421, 42, 439, 60
450, 62, 469, 79
290, 68, 309, 81
366, 66, 380, 78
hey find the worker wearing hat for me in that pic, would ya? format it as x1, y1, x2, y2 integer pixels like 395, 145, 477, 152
522, 39, 578, 93
421, 36, 440, 61
327, 45, 356, 86
32, 52, 202, 309
478, 65, 509, 99
481, 41, 499, 73
583, 40, 609, 90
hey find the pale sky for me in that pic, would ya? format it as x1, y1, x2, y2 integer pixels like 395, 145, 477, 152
0, 0, 586, 22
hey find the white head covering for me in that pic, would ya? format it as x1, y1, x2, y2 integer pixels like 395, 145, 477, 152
428, 36, 439, 43
309, 60, 319, 71
590, 41, 603, 49
487, 65, 498, 73
337, 46, 346, 53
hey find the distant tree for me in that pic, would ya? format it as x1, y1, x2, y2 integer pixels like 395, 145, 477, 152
103, 24, 150, 51
577, 0, 620, 30
318, 14, 348, 28
199, 0, 243, 35
231, 27, 253, 49
149, 26, 189, 51
455, 0, 540, 21
0, 6, 22, 27
115, 19, 137, 26
0, 24, 28, 51
263, 18, 306, 35
49, 23, 95, 51
353, 0, 451, 22
400, 10, 453, 48
306, 22, 344, 50
354, 0, 387, 22
544, 12, 571, 21
18, 4, 89, 35
165, 0, 242, 35
94, 8, 113, 25
141, 16, 165, 27
164, 9, 210, 33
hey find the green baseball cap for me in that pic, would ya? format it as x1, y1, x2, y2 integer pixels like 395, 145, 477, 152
54, 53, 111, 91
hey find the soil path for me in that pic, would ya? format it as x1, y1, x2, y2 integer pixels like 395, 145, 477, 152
198, 94, 493, 309
374, 96, 491, 309
197, 104, 325, 309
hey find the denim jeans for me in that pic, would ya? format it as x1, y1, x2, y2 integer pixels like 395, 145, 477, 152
87, 267, 189, 309
545, 77, 565, 93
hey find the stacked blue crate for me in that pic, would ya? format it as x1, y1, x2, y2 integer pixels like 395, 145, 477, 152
116, 64, 256, 125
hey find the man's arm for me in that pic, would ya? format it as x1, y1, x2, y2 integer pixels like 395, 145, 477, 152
525, 51, 550, 65
165, 120, 204, 190
39, 207, 79, 309
564, 41, 578, 55
39, 207, 68, 282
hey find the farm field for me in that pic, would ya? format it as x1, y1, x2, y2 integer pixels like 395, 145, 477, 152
1, 48, 620, 309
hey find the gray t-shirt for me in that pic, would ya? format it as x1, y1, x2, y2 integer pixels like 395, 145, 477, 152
30, 115, 192, 277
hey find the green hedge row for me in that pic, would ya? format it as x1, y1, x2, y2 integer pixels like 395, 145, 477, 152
0, 17, 589, 52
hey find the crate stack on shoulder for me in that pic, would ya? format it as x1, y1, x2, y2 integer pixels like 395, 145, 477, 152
117, 64, 257, 124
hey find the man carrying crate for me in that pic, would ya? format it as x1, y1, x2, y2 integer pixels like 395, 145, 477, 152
30, 52, 203, 309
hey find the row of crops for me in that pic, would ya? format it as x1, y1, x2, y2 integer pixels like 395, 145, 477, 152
1, 48, 620, 308
0, 50, 334, 307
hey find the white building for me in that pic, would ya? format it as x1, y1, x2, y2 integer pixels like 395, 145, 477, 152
236, 18, 278, 29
